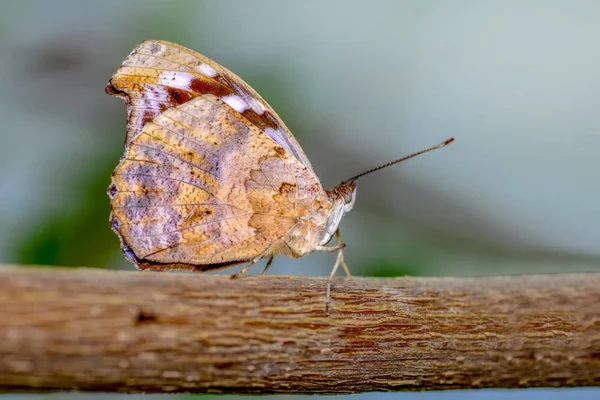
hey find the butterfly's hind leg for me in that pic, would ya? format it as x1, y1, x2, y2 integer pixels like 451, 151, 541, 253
230, 246, 276, 279
261, 255, 274, 275
229, 259, 258, 279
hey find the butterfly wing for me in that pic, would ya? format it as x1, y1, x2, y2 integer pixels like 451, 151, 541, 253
109, 94, 324, 271
107, 39, 314, 171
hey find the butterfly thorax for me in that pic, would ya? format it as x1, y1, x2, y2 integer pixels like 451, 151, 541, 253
282, 181, 356, 258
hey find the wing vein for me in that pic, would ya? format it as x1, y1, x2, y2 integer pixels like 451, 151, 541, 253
190, 94, 280, 195
158, 111, 280, 196
203, 232, 263, 264
113, 172, 233, 208
114, 202, 238, 209
127, 51, 197, 71
129, 212, 253, 239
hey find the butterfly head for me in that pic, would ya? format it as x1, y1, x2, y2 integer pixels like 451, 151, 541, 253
282, 180, 356, 257
306, 180, 357, 249
331, 179, 357, 213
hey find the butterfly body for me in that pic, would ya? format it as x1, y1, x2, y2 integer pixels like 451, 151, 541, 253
107, 40, 356, 273
282, 181, 356, 258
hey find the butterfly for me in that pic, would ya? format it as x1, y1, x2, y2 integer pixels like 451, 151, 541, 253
106, 40, 453, 303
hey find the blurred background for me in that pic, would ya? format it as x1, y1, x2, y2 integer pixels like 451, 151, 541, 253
0, 0, 598, 399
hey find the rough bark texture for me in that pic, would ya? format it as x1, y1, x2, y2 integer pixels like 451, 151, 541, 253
0, 266, 598, 394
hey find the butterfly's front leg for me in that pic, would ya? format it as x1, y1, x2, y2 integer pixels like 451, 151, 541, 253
315, 243, 345, 252
322, 229, 351, 277
323, 229, 352, 310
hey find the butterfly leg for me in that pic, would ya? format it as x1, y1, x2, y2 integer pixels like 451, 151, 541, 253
315, 243, 345, 252
325, 229, 352, 310
229, 259, 258, 279
261, 255, 275, 275
336, 229, 352, 277
325, 229, 351, 277
230, 245, 277, 279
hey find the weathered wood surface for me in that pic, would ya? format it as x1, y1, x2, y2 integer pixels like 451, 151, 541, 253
0, 266, 598, 394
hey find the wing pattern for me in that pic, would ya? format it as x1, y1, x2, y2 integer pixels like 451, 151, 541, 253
109, 94, 323, 271
107, 40, 314, 171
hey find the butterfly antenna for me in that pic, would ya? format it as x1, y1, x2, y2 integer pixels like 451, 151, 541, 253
344, 138, 454, 183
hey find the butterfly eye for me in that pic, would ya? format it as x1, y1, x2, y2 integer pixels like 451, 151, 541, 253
342, 189, 354, 204
333, 181, 356, 204
346, 189, 357, 204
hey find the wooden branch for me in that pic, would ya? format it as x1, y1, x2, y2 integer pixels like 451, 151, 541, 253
0, 266, 598, 394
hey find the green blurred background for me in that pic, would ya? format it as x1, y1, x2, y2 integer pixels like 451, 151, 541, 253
0, 0, 598, 399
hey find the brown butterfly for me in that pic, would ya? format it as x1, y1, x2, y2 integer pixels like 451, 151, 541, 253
106, 40, 453, 302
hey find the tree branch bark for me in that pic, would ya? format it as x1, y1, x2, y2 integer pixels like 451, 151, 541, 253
0, 266, 598, 394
